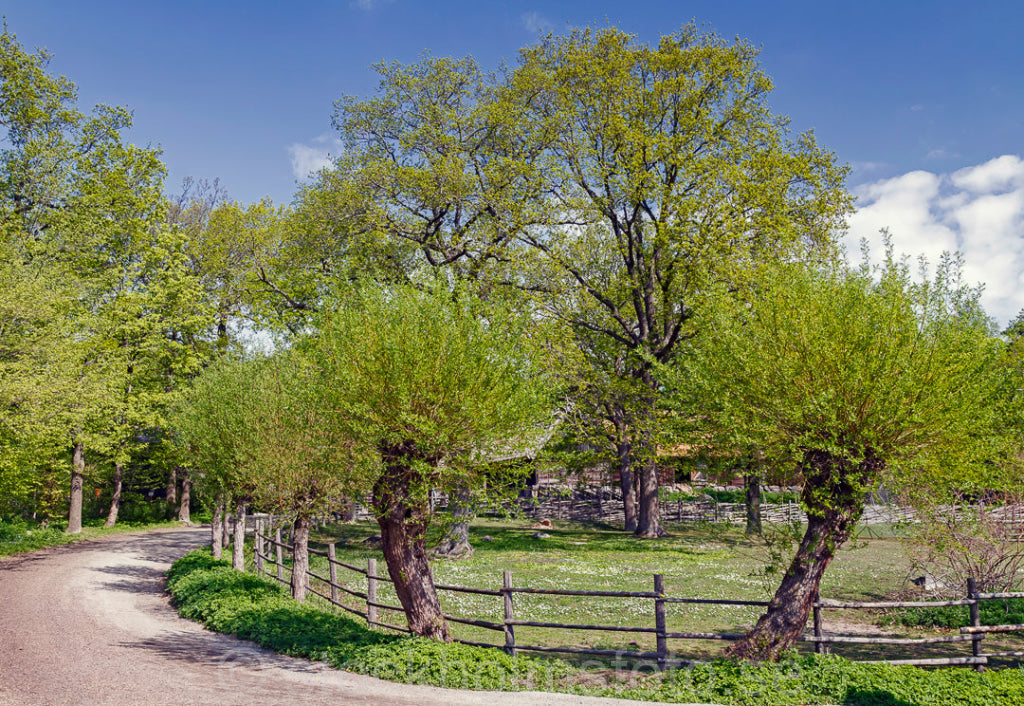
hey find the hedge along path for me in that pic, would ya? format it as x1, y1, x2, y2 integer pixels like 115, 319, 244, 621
0, 525, 682, 706
256, 519, 1024, 670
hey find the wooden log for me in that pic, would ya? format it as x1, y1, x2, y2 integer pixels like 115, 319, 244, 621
453, 638, 504, 650
959, 624, 1024, 634
977, 591, 1024, 599
275, 527, 284, 582
366, 599, 406, 613
435, 583, 503, 597
507, 619, 657, 633
514, 644, 658, 659
813, 602, 824, 654
506, 587, 657, 598
663, 597, 769, 607
654, 574, 667, 672
859, 656, 987, 667
806, 634, 976, 645
443, 615, 504, 631
503, 570, 516, 657
664, 632, 745, 640
815, 598, 974, 609
328, 543, 339, 604
367, 558, 378, 629
968, 577, 984, 671
254, 518, 264, 574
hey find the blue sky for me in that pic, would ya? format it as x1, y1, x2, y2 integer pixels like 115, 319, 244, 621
5, 0, 1024, 322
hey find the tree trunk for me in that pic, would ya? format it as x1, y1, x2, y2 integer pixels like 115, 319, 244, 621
374, 442, 450, 640
104, 462, 124, 528
290, 515, 310, 602
634, 454, 664, 538
745, 473, 762, 536
432, 485, 473, 559
66, 440, 85, 534
221, 509, 232, 553
617, 441, 638, 532
344, 498, 358, 522
232, 501, 247, 571
178, 469, 191, 524
211, 501, 224, 559
166, 466, 177, 510
727, 450, 878, 661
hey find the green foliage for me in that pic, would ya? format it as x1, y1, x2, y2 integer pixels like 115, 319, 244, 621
166, 550, 571, 689
599, 652, 1024, 706
0, 24, 212, 524
663, 249, 1009, 503
175, 350, 367, 516
307, 278, 554, 491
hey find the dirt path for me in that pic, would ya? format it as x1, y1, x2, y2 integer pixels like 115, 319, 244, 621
0, 526, 702, 706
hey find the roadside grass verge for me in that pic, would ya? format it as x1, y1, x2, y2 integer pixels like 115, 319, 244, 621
0, 516, 186, 558
167, 548, 1024, 705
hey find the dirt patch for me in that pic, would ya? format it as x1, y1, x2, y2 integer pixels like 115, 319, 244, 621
0, 526, 687, 706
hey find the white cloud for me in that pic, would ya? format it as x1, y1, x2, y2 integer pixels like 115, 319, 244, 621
521, 11, 553, 35
847, 155, 1024, 326
287, 134, 342, 181
951, 155, 1024, 193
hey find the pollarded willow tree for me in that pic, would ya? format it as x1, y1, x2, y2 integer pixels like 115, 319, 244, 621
661, 249, 1011, 661
305, 279, 553, 640
241, 352, 365, 601
175, 352, 358, 598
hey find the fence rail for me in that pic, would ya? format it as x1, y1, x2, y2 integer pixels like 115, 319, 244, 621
250, 518, 1024, 670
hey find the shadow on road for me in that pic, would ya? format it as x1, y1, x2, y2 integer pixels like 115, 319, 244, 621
121, 629, 324, 675
92, 563, 167, 595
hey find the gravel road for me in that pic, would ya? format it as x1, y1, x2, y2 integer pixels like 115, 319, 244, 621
0, 526, 706, 706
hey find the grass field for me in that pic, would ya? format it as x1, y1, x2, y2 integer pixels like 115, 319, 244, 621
260, 515, 1004, 665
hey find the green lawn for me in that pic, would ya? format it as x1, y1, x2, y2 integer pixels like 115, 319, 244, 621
263, 516, 939, 663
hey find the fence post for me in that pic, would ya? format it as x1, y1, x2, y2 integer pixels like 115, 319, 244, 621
968, 577, 984, 670
367, 558, 378, 629
254, 518, 264, 574
813, 601, 825, 654
654, 574, 667, 671
503, 570, 516, 657
275, 527, 284, 582
328, 543, 339, 605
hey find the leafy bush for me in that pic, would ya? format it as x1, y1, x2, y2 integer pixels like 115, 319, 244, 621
0, 519, 69, 555
168, 549, 1024, 705
580, 652, 1024, 705
166, 550, 571, 690
885, 597, 1024, 630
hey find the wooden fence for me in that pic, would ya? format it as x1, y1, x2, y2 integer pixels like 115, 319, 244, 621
251, 518, 1023, 670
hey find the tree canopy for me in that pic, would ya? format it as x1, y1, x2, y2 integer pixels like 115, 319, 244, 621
660, 249, 1012, 660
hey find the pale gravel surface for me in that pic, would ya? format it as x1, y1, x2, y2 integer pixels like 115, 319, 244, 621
0, 526, 714, 706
